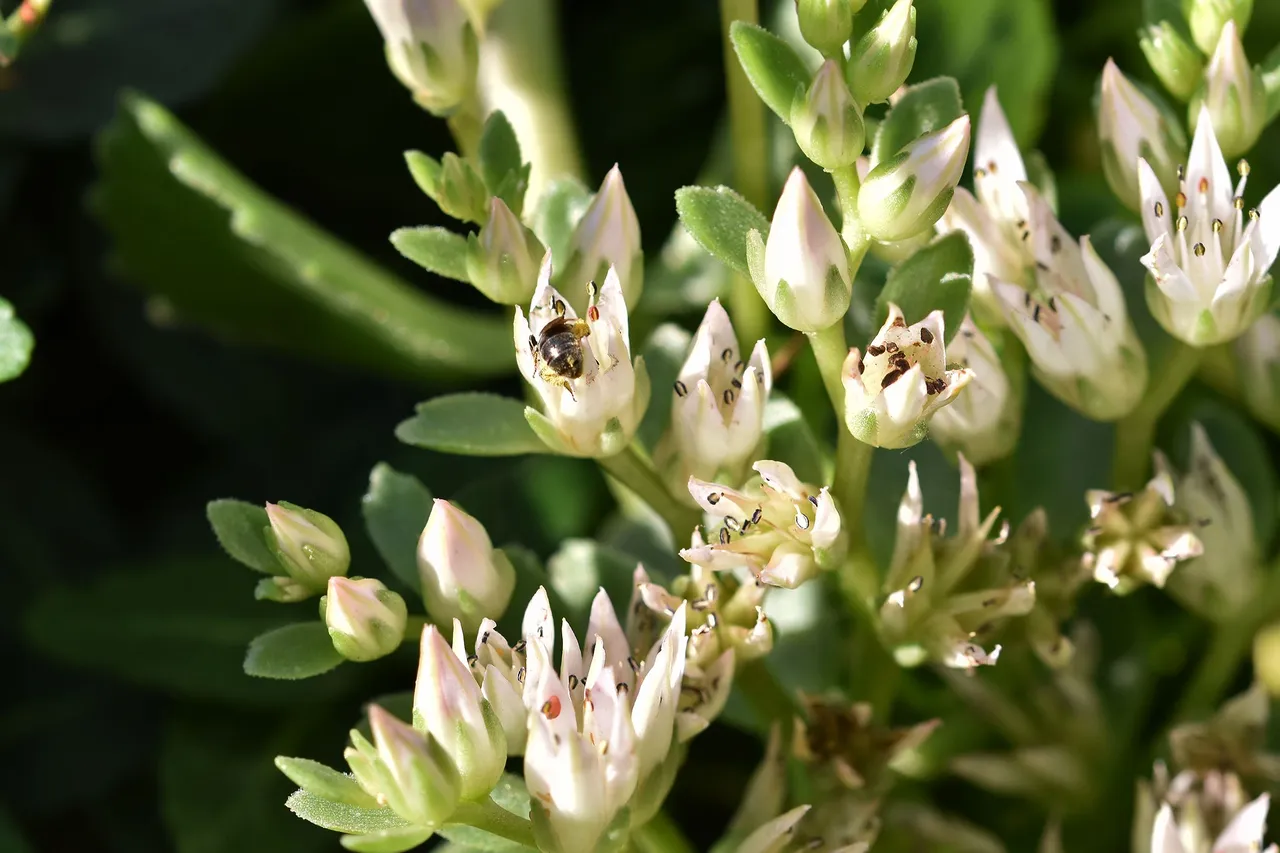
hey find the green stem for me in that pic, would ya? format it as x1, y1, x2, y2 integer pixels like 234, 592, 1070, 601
450, 799, 537, 848
736, 658, 803, 725
718, 0, 771, 349
446, 97, 485, 160
598, 445, 702, 541
1111, 341, 1202, 491
631, 810, 698, 853
0, 0, 51, 65
401, 615, 430, 642
805, 322, 849, 411
829, 165, 871, 265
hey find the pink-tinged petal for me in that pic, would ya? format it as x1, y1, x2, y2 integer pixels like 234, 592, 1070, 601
752, 460, 807, 501
1186, 106, 1234, 226
1080, 236, 1129, 325
975, 87, 1028, 184
1216, 237, 1258, 306
1253, 183, 1280, 275
746, 337, 773, 397
595, 266, 630, 352
1214, 793, 1270, 851
586, 588, 634, 692
687, 477, 757, 518
514, 308, 538, 380
678, 543, 758, 573
810, 487, 841, 550
1137, 159, 1173, 246
757, 542, 815, 588
1142, 234, 1202, 303
523, 586, 554, 649
882, 363, 928, 425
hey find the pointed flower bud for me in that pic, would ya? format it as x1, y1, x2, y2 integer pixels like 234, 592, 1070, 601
667, 299, 772, 489
1186, 0, 1253, 56
417, 500, 516, 635
995, 187, 1147, 419
1082, 454, 1204, 593
561, 165, 643, 310
349, 705, 461, 826
791, 61, 866, 170
413, 625, 507, 799
843, 305, 972, 449
1140, 21, 1205, 102
1235, 310, 1280, 431
1138, 108, 1280, 346
407, 151, 490, 225
795, 0, 860, 57
265, 502, 350, 592
859, 115, 971, 242
321, 577, 407, 662
362, 0, 478, 115
515, 256, 649, 457
680, 460, 843, 589
748, 168, 851, 332
466, 197, 544, 305
1098, 59, 1187, 211
845, 0, 916, 105
928, 316, 1020, 465
1197, 21, 1267, 158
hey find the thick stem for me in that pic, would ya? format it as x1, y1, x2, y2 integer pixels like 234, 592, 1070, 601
631, 810, 698, 853
718, 0, 771, 349
450, 799, 537, 848
829, 165, 870, 265
805, 322, 849, 412
598, 446, 702, 542
1111, 341, 1202, 491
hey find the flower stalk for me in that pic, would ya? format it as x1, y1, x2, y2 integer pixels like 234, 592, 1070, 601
1111, 341, 1204, 491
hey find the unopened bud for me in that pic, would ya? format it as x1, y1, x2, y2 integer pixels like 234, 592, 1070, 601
321, 577, 407, 662
791, 60, 866, 170
561, 165, 643, 310
1195, 21, 1266, 158
1235, 311, 1280, 432
1098, 59, 1186, 210
362, 0, 478, 115
405, 150, 489, 225
353, 705, 461, 826
747, 167, 851, 332
1186, 0, 1253, 56
417, 500, 516, 635
858, 115, 971, 242
1139, 21, 1205, 101
466, 197, 544, 304
795, 0, 860, 57
846, 0, 916, 105
264, 502, 350, 592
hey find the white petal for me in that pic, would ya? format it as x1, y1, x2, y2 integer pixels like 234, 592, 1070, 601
752, 460, 807, 501
1142, 233, 1202, 304
596, 266, 630, 354
1137, 158, 1173, 247
1186, 106, 1234, 228
1215, 793, 1270, 851
882, 363, 928, 425
975, 86, 1028, 185
1254, 182, 1280, 275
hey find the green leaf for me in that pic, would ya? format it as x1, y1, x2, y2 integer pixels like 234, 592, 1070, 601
389, 226, 471, 284
635, 323, 693, 452
362, 463, 433, 592
207, 499, 280, 575
91, 93, 513, 383
675, 186, 770, 277
763, 395, 827, 486
546, 539, 639, 627
341, 828, 435, 853
0, 810, 34, 853
477, 111, 526, 209
0, 297, 33, 382
396, 393, 549, 457
872, 77, 965, 164
244, 623, 345, 680
531, 177, 592, 267
274, 758, 379, 809
875, 231, 973, 343
286, 789, 411, 835
728, 21, 811, 122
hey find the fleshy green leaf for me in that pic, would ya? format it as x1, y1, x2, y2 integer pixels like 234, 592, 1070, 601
341, 827, 435, 853
531, 177, 592, 267
244, 623, 345, 680
635, 323, 693, 452
875, 231, 973, 343
728, 21, 811, 122
91, 93, 513, 383
674, 186, 770, 277
477, 110, 528, 213
274, 758, 378, 809
286, 789, 411, 835
389, 226, 471, 283
396, 393, 549, 457
207, 499, 280, 575
0, 297, 34, 382
546, 539, 639, 627
872, 77, 965, 164
764, 395, 827, 486
362, 463, 433, 593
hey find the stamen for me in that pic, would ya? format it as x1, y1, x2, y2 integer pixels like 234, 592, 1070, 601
908, 575, 924, 592
919, 327, 934, 344
587, 305, 600, 322
1198, 176, 1209, 194
707, 492, 721, 505
1050, 235, 1062, 253
1175, 215, 1188, 232
1212, 219, 1223, 233
867, 344, 885, 356
553, 298, 566, 316
751, 507, 763, 524
731, 378, 742, 389
673, 380, 687, 397
1239, 159, 1251, 177
1175, 191, 1187, 209
723, 388, 736, 405
1193, 243, 1206, 257
884, 341, 899, 354
795, 510, 810, 531
881, 368, 904, 388
721, 347, 734, 362
719, 527, 730, 545
1154, 201, 1164, 217
809, 495, 819, 506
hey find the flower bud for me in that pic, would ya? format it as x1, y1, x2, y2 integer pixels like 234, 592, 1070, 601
264, 502, 350, 592
362, 0, 478, 115
858, 115, 971, 243
413, 624, 507, 799
928, 316, 1020, 465
843, 305, 972, 449
1235, 311, 1280, 432
405, 150, 489, 225
795, 0, 861, 57
747, 167, 851, 332
321, 577, 408, 662
417, 499, 516, 635
845, 0, 916, 105
791, 61, 866, 170
1195, 21, 1266, 158
457, 0, 503, 35
1140, 21, 1205, 102
348, 705, 461, 826
1186, 0, 1253, 56
1098, 59, 1186, 211
560, 165, 643, 310
465, 197, 544, 305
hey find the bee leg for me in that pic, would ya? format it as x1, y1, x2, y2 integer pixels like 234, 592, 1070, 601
528, 335, 541, 379
569, 318, 591, 340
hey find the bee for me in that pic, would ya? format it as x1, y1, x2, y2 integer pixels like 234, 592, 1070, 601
529, 298, 592, 399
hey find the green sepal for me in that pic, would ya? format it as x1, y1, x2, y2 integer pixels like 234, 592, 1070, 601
871, 77, 965, 164
341, 827, 436, 853
390, 226, 471, 283
255, 576, 312, 603
274, 757, 379, 809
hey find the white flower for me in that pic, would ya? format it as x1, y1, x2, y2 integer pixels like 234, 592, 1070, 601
680, 460, 842, 588
516, 254, 650, 457
1235, 310, 1280, 431
845, 0, 916, 105
928, 315, 1019, 465
1138, 107, 1280, 346
859, 115, 970, 243
562, 165, 644, 310
748, 167, 852, 332
632, 562, 772, 669
1151, 793, 1276, 853
1199, 21, 1266, 158
791, 61, 865, 170
466, 197, 544, 305
264, 501, 350, 591
842, 304, 971, 449
321, 577, 407, 662
667, 299, 771, 489
362, 0, 477, 114
416, 499, 516, 634
994, 188, 1147, 420
1098, 58, 1185, 211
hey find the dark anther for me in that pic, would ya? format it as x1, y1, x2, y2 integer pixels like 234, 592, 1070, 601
751, 507, 763, 524
919, 327, 934, 344
707, 492, 721, 505
881, 368, 904, 388
674, 380, 688, 397
724, 388, 736, 405
867, 344, 885, 356
587, 305, 600, 322
809, 495, 818, 506
885, 341, 899, 354
719, 527, 730, 545
1050, 235, 1062, 253
908, 575, 924, 592
721, 347, 734, 362
731, 378, 743, 389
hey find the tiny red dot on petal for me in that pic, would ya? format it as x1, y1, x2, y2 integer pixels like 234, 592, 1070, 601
542, 695, 562, 719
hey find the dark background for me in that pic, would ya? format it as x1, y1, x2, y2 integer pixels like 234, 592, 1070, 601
4, 0, 1280, 851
